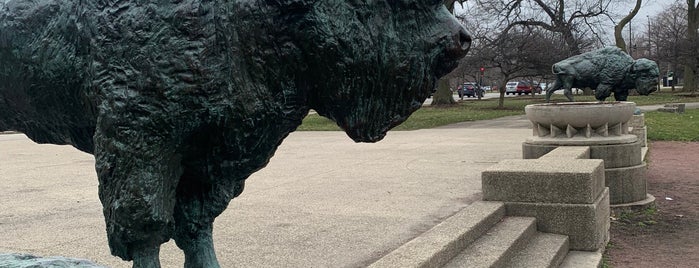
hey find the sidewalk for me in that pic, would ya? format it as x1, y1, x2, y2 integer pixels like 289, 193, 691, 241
0, 126, 531, 267
1, 102, 696, 267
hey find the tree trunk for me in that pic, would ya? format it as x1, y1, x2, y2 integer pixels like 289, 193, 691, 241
561, 28, 581, 55
685, 1, 699, 93
497, 80, 507, 109
431, 77, 456, 106
614, 0, 642, 52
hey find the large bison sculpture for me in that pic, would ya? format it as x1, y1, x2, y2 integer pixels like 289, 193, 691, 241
545, 47, 659, 102
0, 0, 470, 267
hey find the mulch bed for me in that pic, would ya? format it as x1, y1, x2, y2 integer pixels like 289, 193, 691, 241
606, 141, 699, 268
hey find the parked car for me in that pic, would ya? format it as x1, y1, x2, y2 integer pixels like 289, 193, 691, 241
506, 81, 540, 95
505, 81, 518, 95
459, 82, 477, 98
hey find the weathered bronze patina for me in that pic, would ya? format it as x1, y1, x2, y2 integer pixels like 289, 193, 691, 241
0, 1, 470, 267
545, 47, 659, 102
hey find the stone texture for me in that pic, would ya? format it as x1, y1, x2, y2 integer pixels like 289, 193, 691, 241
559, 250, 604, 268
538, 146, 590, 160
0, 253, 106, 268
482, 159, 605, 204
526, 102, 635, 133
658, 103, 686, 113
605, 163, 648, 204
523, 139, 642, 168
630, 126, 647, 147
589, 140, 642, 168
443, 217, 537, 268
504, 188, 610, 251
505, 232, 569, 268
368, 201, 505, 268
629, 114, 645, 128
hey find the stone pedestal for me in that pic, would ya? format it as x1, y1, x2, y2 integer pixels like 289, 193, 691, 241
522, 102, 654, 209
629, 114, 647, 147
482, 147, 609, 251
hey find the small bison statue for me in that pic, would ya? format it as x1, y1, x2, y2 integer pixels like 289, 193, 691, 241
545, 47, 659, 102
0, 0, 470, 267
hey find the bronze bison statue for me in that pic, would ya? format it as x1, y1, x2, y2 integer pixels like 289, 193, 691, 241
0, 0, 470, 267
545, 47, 659, 102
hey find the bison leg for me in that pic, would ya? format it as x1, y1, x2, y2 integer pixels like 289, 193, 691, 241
174, 221, 219, 268
594, 84, 613, 101
545, 77, 575, 102
613, 89, 629, 101
544, 81, 560, 102
94, 109, 181, 267
131, 247, 162, 268
173, 167, 246, 268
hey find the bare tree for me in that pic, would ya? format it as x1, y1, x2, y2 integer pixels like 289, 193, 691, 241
460, 25, 563, 108
445, 0, 469, 12
645, 0, 687, 90
475, 0, 614, 55
614, 0, 642, 52
685, 0, 699, 93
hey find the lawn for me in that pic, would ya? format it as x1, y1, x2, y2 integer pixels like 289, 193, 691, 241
645, 109, 699, 141
298, 92, 698, 137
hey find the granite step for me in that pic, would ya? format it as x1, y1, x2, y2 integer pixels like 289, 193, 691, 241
505, 232, 569, 268
368, 201, 506, 268
443, 216, 537, 268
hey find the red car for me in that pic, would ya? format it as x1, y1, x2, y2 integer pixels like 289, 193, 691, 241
515, 81, 541, 95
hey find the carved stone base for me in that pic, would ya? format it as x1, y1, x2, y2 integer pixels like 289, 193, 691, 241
605, 163, 648, 204
523, 135, 641, 168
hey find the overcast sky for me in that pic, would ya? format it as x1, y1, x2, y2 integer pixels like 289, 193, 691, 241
454, 0, 676, 44
632, 0, 665, 19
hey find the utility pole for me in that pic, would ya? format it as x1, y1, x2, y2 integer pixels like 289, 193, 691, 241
647, 15, 652, 58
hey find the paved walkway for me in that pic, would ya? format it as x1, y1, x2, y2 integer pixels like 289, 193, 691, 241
0, 127, 531, 267
0, 102, 696, 267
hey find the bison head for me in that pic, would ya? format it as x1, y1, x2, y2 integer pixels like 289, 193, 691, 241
630, 58, 659, 96
294, 0, 470, 142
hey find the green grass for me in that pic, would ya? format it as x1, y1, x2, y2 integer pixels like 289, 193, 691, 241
297, 97, 531, 131
298, 92, 699, 140
645, 109, 699, 141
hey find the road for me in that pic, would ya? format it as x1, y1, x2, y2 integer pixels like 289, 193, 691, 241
423, 91, 539, 105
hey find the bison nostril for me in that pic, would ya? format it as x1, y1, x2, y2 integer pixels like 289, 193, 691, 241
459, 28, 471, 52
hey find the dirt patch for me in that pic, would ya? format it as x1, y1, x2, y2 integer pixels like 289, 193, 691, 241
606, 141, 699, 268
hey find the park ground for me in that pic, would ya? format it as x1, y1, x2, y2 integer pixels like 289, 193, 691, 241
605, 141, 699, 268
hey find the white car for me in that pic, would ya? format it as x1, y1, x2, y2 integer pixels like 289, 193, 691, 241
505, 81, 518, 95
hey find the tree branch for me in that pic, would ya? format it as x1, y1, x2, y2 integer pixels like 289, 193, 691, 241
614, 0, 642, 52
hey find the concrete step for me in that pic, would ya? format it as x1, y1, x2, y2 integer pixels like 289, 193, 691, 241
443, 217, 537, 268
559, 250, 603, 268
368, 201, 506, 268
504, 232, 569, 268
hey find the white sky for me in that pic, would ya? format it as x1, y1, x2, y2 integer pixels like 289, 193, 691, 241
633, 0, 665, 19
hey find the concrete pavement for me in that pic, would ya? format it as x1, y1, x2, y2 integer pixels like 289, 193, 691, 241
1, 102, 696, 267
0, 123, 531, 267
